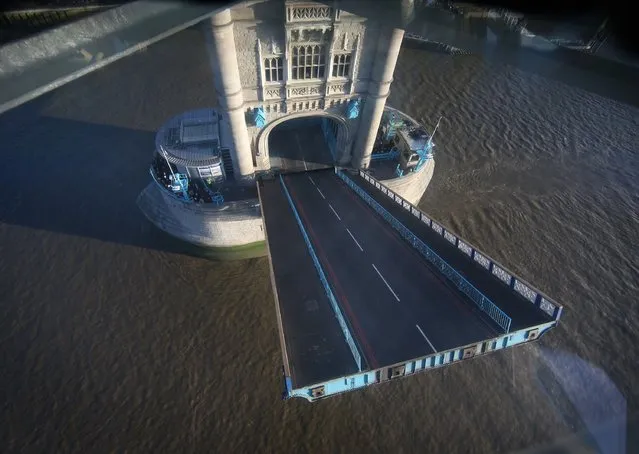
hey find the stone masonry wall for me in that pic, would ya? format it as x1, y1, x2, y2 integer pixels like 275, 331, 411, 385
380, 158, 434, 205
232, 20, 260, 91
137, 183, 265, 248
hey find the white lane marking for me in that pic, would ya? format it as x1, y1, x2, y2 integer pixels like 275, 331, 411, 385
372, 263, 400, 302
308, 175, 316, 186
316, 187, 325, 199
346, 228, 363, 252
328, 204, 341, 221
416, 324, 437, 353
295, 133, 308, 170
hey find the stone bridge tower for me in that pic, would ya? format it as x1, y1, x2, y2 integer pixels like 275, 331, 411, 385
204, 0, 407, 179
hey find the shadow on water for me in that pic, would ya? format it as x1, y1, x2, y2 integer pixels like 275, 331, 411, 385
0, 97, 218, 259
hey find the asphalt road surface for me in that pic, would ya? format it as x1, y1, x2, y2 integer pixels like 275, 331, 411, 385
268, 117, 335, 173
259, 177, 358, 387
348, 171, 553, 330
282, 170, 498, 369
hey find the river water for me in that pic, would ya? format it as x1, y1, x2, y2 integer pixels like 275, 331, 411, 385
1, 20, 638, 454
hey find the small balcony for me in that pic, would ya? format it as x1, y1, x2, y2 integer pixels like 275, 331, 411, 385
286, 5, 334, 23
326, 80, 351, 96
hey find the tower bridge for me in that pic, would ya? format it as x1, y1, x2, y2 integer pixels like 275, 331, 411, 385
0, 0, 564, 401
259, 168, 562, 401
138, 0, 436, 251
137, 1, 563, 400
205, 1, 408, 176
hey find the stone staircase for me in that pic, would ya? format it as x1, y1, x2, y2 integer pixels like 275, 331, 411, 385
220, 147, 235, 178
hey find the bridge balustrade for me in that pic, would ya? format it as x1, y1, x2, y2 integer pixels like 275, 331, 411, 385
352, 168, 563, 322
336, 168, 513, 333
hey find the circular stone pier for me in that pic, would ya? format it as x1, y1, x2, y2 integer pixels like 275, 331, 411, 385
137, 107, 435, 257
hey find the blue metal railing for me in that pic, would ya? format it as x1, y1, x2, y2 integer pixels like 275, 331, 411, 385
336, 169, 512, 333
149, 167, 262, 221
355, 170, 563, 322
149, 167, 191, 203
370, 149, 399, 161
279, 175, 363, 371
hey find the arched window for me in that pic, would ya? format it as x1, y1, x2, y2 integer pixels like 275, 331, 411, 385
263, 57, 283, 82
332, 53, 352, 78
291, 45, 326, 80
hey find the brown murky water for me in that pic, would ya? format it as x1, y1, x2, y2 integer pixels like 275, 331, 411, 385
1, 23, 638, 453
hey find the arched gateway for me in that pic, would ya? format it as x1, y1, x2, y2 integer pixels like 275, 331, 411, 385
257, 110, 351, 170
205, 1, 406, 178
137, 0, 435, 254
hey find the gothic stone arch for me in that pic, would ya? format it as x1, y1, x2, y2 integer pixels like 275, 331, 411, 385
256, 110, 351, 167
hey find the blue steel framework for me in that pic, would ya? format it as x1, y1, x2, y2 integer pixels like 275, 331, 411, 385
149, 167, 261, 215
335, 169, 513, 333
150, 168, 188, 203
279, 175, 363, 372
370, 148, 400, 161
268, 168, 563, 401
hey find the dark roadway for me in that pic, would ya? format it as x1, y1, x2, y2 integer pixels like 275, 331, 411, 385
263, 124, 549, 383
259, 177, 358, 388
282, 170, 498, 370
347, 172, 554, 331
268, 117, 335, 173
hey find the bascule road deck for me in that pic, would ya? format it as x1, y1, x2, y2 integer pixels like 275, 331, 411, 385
259, 168, 553, 390
258, 177, 359, 388
347, 171, 552, 331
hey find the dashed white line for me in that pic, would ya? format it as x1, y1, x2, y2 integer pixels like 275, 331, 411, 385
372, 264, 400, 302
295, 133, 308, 170
308, 175, 316, 186
316, 187, 325, 199
416, 324, 437, 353
328, 204, 341, 221
346, 228, 363, 252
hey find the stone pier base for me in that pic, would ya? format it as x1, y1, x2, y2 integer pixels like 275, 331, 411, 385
137, 182, 265, 255
379, 158, 434, 206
